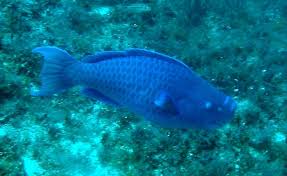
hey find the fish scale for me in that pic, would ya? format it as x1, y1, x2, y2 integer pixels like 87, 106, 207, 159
87, 57, 184, 116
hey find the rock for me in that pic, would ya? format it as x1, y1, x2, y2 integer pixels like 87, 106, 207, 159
47, 109, 69, 123
0, 65, 5, 84
22, 155, 44, 176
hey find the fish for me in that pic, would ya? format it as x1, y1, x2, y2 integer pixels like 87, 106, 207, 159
31, 46, 237, 129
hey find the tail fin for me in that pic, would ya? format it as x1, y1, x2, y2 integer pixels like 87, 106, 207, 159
31, 46, 78, 96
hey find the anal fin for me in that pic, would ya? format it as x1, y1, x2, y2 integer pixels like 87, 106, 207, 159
81, 88, 119, 106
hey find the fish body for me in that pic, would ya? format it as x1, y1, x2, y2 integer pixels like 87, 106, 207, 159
32, 46, 236, 129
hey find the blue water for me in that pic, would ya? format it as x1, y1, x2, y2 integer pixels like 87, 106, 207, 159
0, 0, 286, 175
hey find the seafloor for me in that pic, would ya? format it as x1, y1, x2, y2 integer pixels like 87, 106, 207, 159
0, 0, 286, 175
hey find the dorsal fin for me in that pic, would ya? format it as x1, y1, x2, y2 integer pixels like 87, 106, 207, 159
126, 49, 191, 70
81, 48, 191, 70
81, 51, 127, 63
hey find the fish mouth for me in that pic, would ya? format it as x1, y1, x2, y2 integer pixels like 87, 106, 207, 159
224, 96, 237, 113
230, 100, 237, 113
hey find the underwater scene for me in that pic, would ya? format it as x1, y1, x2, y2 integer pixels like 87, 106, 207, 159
0, 0, 287, 175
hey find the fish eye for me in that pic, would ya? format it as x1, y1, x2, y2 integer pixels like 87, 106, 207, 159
204, 101, 224, 113
204, 101, 212, 110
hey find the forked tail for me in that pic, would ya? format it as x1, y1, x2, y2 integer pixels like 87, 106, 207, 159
31, 46, 78, 96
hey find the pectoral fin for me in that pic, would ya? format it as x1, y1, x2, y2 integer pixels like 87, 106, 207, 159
153, 91, 178, 115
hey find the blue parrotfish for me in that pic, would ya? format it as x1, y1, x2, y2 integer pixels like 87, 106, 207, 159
31, 46, 236, 129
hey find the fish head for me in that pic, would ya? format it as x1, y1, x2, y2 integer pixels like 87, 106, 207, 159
177, 94, 237, 129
